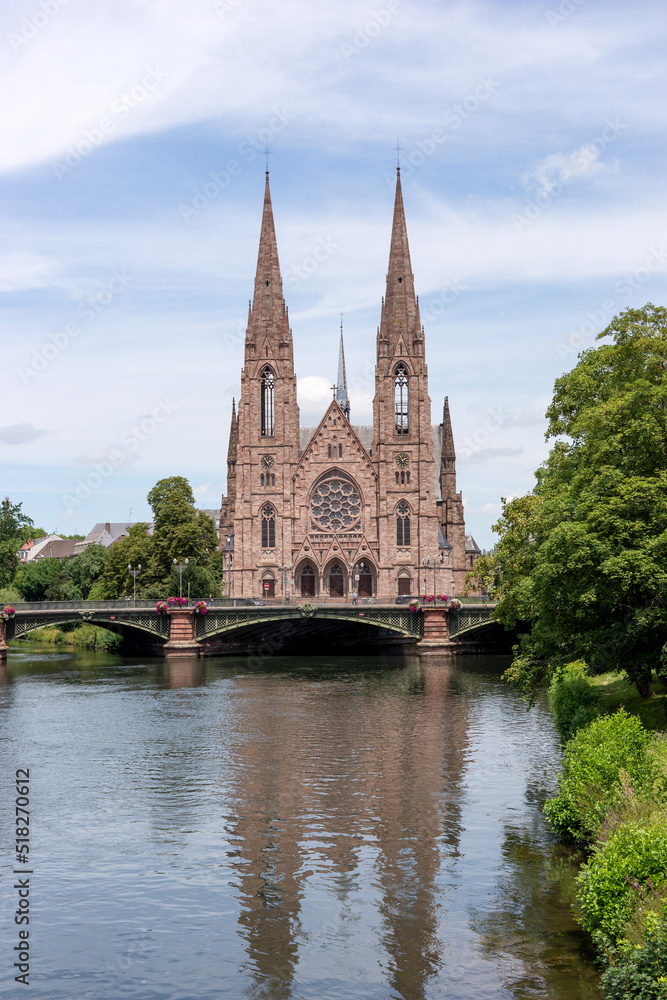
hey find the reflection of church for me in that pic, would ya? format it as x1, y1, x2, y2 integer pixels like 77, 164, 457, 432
219, 168, 480, 598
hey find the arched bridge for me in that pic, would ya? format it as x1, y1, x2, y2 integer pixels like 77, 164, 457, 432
0, 600, 502, 658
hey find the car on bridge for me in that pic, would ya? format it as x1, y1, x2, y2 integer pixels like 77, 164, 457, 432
244, 598, 267, 606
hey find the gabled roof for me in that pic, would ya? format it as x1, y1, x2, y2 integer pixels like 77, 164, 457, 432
295, 399, 376, 477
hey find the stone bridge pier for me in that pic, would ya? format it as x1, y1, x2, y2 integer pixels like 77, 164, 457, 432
0, 617, 7, 661
164, 609, 200, 657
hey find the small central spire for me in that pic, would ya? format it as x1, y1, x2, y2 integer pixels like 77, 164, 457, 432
336, 316, 350, 419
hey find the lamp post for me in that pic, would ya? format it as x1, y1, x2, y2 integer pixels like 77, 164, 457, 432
128, 564, 141, 608
225, 537, 233, 601
173, 557, 188, 599
349, 560, 364, 603
278, 562, 292, 603
422, 554, 444, 597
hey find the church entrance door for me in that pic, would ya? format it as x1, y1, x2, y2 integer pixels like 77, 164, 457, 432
358, 572, 373, 598
300, 565, 315, 597
328, 564, 344, 598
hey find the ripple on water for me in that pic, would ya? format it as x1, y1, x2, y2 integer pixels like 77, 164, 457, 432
0, 649, 602, 1000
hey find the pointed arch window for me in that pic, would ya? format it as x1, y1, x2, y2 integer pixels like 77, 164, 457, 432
261, 503, 275, 548
260, 367, 275, 437
396, 501, 411, 546
395, 364, 409, 434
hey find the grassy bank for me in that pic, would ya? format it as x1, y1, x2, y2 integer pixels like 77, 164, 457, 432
18, 625, 122, 651
590, 671, 667, 733
545, 664, 667, 998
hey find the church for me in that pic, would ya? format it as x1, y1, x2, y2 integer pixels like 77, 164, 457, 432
218, 168, 480, 600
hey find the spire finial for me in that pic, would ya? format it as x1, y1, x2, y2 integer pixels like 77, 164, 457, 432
395, 136, 403, 171
264, 144, 272, 174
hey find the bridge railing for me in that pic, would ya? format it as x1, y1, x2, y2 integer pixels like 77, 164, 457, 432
7, 597, 495, 612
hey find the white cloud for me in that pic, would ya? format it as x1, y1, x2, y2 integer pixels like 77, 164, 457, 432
297, 375, 333, 420
0, 422, 48, 444
459, 446, 524, 464
522, 143, 612, 195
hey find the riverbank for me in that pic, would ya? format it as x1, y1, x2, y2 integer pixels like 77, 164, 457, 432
16, 625, 122, 650
545, 664, 667, 998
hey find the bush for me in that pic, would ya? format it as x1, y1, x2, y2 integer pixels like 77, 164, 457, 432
576, 821, 667, 945
601, 922, 667, 1000
0, 585, 21, 604
548, 660, 603, 739
543, 709, 657, 843
74, 625, 122, 650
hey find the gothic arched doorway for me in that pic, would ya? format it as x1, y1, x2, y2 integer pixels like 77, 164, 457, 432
300, 564, 316, 597
327, 562, 345, 598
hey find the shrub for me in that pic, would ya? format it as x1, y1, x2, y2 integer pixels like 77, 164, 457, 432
576, 821, 667, 946
548, 660, 603, 740
544, 709, 657, 843
74, 625, 122, 650
0, 585, 21, 604
600, 921, 667, 1000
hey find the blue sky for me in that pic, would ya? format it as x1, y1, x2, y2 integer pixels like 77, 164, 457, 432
1, 0, 666, 549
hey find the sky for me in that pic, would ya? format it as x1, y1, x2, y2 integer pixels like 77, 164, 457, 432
1, 0, 666, 550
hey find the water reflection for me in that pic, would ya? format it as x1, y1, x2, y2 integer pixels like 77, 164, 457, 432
165, 657, 200, 688
0, 648, 600, 1000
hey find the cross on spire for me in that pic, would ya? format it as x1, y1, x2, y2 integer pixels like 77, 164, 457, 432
395, 136, 403, 170
264, 144, 272, 173
331, 383, 338, 398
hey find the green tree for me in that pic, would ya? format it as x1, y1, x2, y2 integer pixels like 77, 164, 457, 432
95, 523, 155, 599
15, 558, 63, 601
0, 498, 36, 587
147, 477, 219, 586
472, 304, 667, 698
44, 544, 109, 601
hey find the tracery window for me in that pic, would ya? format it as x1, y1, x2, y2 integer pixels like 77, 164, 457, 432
310, 475, 361, 532
260, 366, 275, 437
261, 503, 275, 548
394, 364, 409, 434
396, 501, 411, 546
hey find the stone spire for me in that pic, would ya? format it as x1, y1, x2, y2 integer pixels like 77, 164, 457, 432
245, 171, 291, 358
227, 397, 238, 466
440, 396, 457, 497
378, 167, 423, 357
336, 321, 350, 419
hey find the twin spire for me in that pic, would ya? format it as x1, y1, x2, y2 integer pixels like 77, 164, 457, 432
246, 166, 423, 414
378, 168, 422, 354
246, 171, 290, 351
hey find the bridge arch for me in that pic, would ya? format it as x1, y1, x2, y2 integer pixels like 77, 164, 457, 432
6, 610, 170, 646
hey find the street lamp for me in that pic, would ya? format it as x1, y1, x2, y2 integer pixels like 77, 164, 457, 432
278, 562, 292, 603
173, 557, 188, 599
127, 564, 141, 607
422, 554, 444, 596
225, 537, 233, 601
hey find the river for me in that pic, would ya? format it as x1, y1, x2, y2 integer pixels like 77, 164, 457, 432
0, 645, 603, 1000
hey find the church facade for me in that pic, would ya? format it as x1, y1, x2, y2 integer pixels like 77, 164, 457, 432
218, 169, 480, 600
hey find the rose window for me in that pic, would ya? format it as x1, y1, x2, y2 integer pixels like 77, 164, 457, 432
311, 477, 361, 531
